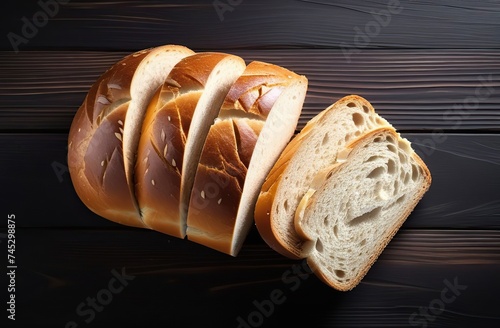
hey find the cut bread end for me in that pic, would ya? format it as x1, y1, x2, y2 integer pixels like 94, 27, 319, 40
255, 95, 393, 259
294, 128, 431, 290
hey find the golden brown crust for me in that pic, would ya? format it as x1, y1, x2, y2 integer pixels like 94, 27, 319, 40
187, 165, 244, 254
68, 49, 153, 228
186, 119, 261, 254
222, 61, 299, 118
165, 52, 231, 92
85, 49, 151, 123
135, 89, 201, 237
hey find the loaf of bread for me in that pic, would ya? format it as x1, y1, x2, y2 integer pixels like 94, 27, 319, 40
69, 46, 432, 289
255, 95, 432, 290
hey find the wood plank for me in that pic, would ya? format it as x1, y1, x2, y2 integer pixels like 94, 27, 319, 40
2, 0, 500, 51
3, 228, 499, 327
1, 133, 499, 229
1, 49, 499, 132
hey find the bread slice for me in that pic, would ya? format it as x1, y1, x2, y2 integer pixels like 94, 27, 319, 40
294, 128, 432, 290
122, 46, 195, 211
135, 52, 246, 238
67, 45, 194, 228
254, 95, 393, 259
186, 61, 308, 256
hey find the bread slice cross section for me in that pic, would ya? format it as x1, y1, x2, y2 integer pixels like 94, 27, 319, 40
68, 45, 194, 228
135, 52, 247, 238
294, 128, 431, 290
186, 61, 308, 256
254, 95, 393, 259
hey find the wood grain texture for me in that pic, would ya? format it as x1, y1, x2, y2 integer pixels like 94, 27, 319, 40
1, 133, 499, 229
2, 1, 500, 327
1, 49, 499, 132
4, 228, 499, 328
2, 0, 500, 51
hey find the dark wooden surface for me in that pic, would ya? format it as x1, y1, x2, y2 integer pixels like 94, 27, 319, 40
1, 1, 500, 327
2, 50, 500, 132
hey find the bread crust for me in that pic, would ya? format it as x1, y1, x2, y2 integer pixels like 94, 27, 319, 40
222, 61, 297, 117
135, 89, 201, 236
68, 48, 153, 228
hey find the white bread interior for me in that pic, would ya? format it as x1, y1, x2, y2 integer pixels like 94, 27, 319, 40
255, 95, 393, 259
294, 128, 432, 290
122, 45, 195, 211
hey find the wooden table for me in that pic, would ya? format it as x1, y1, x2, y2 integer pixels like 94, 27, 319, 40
1, 1, 499, 327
